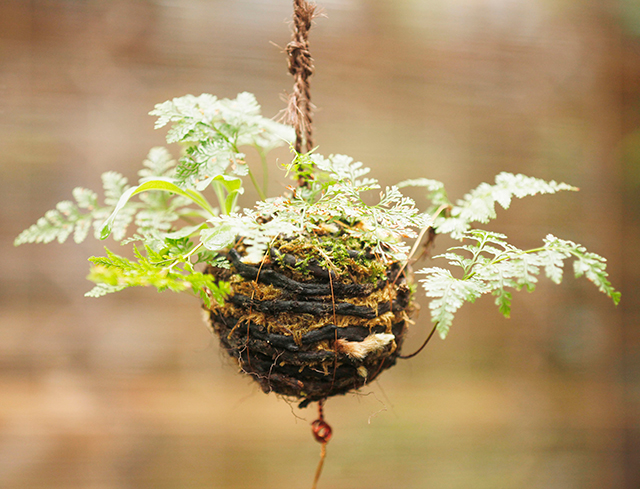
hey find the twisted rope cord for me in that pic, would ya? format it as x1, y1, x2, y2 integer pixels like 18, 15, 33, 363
285, 0, 317, 155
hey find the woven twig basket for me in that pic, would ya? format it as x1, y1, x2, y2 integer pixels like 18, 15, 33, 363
205, 234, 413, 407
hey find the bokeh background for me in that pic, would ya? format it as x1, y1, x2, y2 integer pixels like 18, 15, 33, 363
1, 0, 639, 488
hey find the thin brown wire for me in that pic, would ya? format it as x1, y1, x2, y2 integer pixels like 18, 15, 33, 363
398, 322, 439, 360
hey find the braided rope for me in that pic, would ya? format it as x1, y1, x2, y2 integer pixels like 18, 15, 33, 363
285, 0, 317, 156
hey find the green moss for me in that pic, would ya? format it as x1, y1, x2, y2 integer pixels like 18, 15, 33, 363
271, 232, 387, 284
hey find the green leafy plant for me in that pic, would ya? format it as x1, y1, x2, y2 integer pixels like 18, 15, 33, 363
15, 90, 619, 338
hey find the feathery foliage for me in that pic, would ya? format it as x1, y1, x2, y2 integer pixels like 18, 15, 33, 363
400, 172, 578, 238
15, 93, 292, 302
150, 92, 294, 192
15, 90, 619, 338
418, 230, 620, 338
202, 150, 428, 263
86, 246, 230, 308
14, 171, 135, 245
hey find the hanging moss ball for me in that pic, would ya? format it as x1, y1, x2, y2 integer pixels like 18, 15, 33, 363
205, 232, 414, 407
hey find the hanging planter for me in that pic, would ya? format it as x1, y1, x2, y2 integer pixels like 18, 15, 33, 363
192, 140, 431, 406
206, 232, 413, 405
14, 0, 620, 486
200, 0, 416, 406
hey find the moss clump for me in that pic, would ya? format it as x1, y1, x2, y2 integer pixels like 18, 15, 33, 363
271, 234, 388, 284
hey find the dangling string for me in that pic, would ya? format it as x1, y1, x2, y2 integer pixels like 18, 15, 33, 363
284, 0, 318, 187
285, 0, 316, 154
311, 399, 332, 489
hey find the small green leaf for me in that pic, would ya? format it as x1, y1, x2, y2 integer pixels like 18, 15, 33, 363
201, 223, 237, 251
164, 223, 207, 240
87, 246, 230, 303
85, 282, 127, 297
100, 178, 216, 239
494, 289, 512, 318
212, 174, 244, 214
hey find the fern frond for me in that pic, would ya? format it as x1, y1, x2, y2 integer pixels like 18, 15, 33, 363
419, 229, 620, 338
543, 234, 620, 304
397, 178, 451, 209
138, 147, 177, 180
419, 267, 486, 338
401, 173, 577, 238
149, 92, 294, 191
102, 171, 130, 206
85, 282, 128, 297
202, 151, 428, 263
87, 246, 231, 307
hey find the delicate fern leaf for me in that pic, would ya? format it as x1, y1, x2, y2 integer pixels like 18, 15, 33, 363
397, 178, 451, 208
135, 188, 195, 237
433, 251, 473, 271
196, 251, 230, 269
177, 141, 247, 189
225, 93, 294, 150
138, 147, 177, 180
72, 187, 98, 209
535, 247, 570, 285
418, 267, 486, 338
89, 248, 133, 270
213, 149, 429, 264
150, 92, 293, 192
87, 171, 136, 241
543, 235, 621, 304
73, 216, 93, 243
419, 229, 620, 338
419, 232, 537, 336
493, 289, 513, 318
135, 208, 179, 234
88, 256, 116, 268
313, 154, 373, 187
224, 91, 261, 117
14, 163, 172, 247
187, 272, 232, 308
84, 282, 127, 297
462, 172, 576, 217
87, 246, 230, 304
15, 186, 104, 245
433, 173, 577, 238
14, 209, 72, 245
250, 118, 297, 151
101, 171, 130, 206
151, 93, 218, 132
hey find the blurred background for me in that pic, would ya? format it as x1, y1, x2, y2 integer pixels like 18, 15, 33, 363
1, 0, 638, 488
